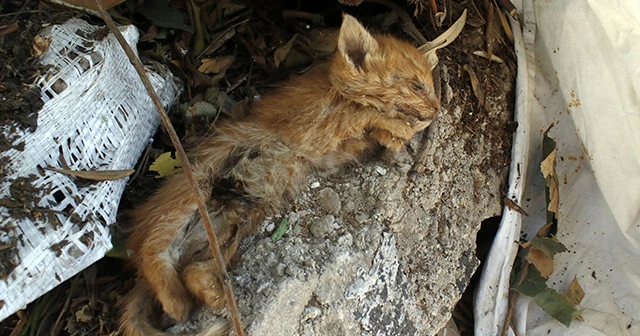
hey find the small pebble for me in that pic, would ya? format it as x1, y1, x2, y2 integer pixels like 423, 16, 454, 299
265, 223, 275, 232
301, 306, 322, 321
310, 215, 338, 238
375, 166, 387, 176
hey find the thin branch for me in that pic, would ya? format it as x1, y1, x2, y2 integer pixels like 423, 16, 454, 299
429, 0, 438, 14
90, 1, 245, 335
502, 262, 529, 336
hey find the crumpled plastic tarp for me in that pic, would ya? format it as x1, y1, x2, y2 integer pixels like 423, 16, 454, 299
475, 0, 640, 335
0, 19, 179, 321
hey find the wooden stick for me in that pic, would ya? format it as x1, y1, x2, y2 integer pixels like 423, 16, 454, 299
90, 2, 245, 335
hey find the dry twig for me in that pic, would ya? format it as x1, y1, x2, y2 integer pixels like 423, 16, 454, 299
502, 262, 529, 336
484, 0, 495, 60
91, 1, 245, 335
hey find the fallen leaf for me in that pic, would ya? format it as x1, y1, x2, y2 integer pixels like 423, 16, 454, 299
274, 35, 298, 68
75, 305, 92, 322
46, 167, 134, 181
140, 25, 158, 42
535, 222, 554, 237
0, 22, 19, 37
47, 0, 125, 12
494, 1, 514, 44
220, 1, 246, 17
191, 0, 204, 55
464, 64, 485, 107
198, 56, 235, 74
504, 198, 529, 216
137, 0, 194, 33
308, 28, 338, 57
271, 218, 289, 242
105, 232, 128, 259
473, 50, 505, 63
8, 309, 27, 336
514, 267, 583, 327
526, 246, 554, 277
565, 276, 585, 306
339, 0, 364, 5
149, 152, 182, 178
541, 147, 559, 214
419, 9, 467, 70
530, 237, 567, 258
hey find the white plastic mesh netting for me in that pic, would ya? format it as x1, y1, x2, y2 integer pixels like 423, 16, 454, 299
0, 18, 180, 321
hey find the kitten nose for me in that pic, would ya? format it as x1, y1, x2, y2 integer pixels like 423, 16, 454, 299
430, 97, 441, 111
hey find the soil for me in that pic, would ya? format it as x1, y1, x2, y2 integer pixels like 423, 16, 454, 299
0, 0, 515, 335
0, 1, 48, 282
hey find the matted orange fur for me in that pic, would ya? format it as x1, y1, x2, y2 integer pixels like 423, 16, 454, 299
120, 14, 440, 336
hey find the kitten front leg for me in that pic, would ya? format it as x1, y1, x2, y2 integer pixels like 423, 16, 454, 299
141, 257, 193, 320
181, 206, 244, 309
368, 118, 417, 151
130, 173, 205, 321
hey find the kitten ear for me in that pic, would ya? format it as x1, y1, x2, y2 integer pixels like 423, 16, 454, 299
338, 14, 379, 70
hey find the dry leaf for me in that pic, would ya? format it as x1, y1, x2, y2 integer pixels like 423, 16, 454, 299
274, 35, 298, 68
75, 305, 92, 322
32, 35, 52, 58
308, 28, 338, 57
526, 246, 554, 278
473, 50, 504, 63
463, 64, 485, 107
505, 198, 529, 216
495, 1, 514, 44
435, 12, 446, 27
541, 148, 559, 213
0, 22, 19, 37
46, 167, 134, 181
339, 0, 364, 5
565, 276, 585, 306
535, 222, 554, 237
198, 56, 235, 74
420, 9, 468, 70
47, 0, 125, 12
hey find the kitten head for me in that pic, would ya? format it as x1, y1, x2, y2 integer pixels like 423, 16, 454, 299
330, 14, 440, 131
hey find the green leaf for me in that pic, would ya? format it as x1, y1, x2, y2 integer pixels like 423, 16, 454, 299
530, 237, 567, 258
271, 218, 289, 242
514, 265, 548, 296
149, 152, 182, 178
137, 0, 194, 33
514, 267, 582, 327
106, 233, 127, 259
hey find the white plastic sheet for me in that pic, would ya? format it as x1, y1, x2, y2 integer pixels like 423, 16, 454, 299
0, 19, 179, 321
476, 0, 640, 335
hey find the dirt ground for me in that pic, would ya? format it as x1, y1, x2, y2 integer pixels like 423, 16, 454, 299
0, 0, 515, 335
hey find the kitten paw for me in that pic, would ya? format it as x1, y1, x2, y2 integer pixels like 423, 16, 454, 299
182, 261, 227, 309
371, 129, 406, 151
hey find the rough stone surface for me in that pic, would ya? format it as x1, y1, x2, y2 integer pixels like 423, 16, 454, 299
173, 29, 515, 336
